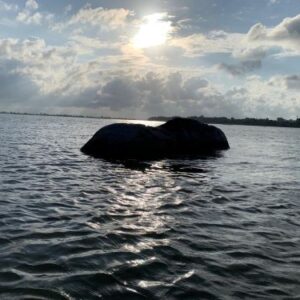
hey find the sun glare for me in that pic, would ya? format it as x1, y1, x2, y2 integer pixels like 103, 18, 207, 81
133, 13, 172, 48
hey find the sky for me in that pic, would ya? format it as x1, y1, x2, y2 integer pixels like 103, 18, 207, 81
0, 0, 300, 119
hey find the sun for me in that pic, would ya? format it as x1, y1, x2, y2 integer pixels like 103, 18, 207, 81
132, 13, 172, 48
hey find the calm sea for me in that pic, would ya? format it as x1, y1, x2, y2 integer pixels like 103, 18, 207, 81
0, 114, 300, 299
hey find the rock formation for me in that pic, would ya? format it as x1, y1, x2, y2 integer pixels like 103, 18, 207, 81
81, 118, 230, 159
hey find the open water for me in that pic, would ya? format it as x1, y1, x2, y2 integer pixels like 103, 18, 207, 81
0, 114, 300, 299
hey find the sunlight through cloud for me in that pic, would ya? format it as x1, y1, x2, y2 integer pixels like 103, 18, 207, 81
132, 13, 172, 48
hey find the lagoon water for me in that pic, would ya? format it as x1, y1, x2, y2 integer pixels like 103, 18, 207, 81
0, 114, 300, 299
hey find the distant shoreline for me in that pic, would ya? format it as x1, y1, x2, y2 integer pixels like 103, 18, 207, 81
149, 116, 300, 129
1, 111, 300, 128
0, 111, 134, 121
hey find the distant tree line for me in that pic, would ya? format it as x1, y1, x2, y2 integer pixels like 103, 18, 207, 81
1, 111, 300, 128
0, 111, 128, 120
149, 116, 300, 128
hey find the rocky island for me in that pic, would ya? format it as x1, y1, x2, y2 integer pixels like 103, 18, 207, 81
81, 118, 229, 159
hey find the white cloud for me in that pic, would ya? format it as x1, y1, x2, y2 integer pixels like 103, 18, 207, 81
52, 5, 133, 34
169, 14, 300, 71
16, 11, 42, 24
16, 0, 53, 25
247, 14, 300, 53
25, 0, 38, 11
58, 6, 133, 31
168, 30, 270, 76
0, 37, 79, 97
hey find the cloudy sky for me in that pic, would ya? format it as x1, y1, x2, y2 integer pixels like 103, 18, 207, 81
0, 0, 300, 119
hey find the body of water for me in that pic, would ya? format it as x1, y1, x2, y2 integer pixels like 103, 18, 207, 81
0, 114, 300, 299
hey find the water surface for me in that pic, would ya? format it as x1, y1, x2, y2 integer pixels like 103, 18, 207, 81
0, 114, 300, 299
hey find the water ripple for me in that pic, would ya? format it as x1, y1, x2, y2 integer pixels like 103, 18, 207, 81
1, 115, 300, 299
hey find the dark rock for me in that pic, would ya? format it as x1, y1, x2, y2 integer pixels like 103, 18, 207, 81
81, 118, 230, 159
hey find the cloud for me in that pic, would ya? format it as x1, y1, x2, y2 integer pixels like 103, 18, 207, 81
0, 1, 18, 11
52, 5, 133, 32
169, 14, 300, 74
284, 75, 300, 89
0, 35, 295, 118
218, 60, 262, 76
0, 42, 298, 119
247, 14, 300, 53
1, 6, 300, 119
60, 71, 225, 117
0, 38, 47, 62
51, 6, 133, 35
53, 71, 298, 119
218, 46, 268, 75
0, 37, 80, 98
16, 0, 52, 25
16, 11, 42, 24
169, 31, 243, 57
233, 46, 267, 61
25, 0, 38, 11
95, 77, 141, 110
269, 74, 300, 90
70, 35, 121, 53
0, 60, 38, 110
215, 43, 269, 76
